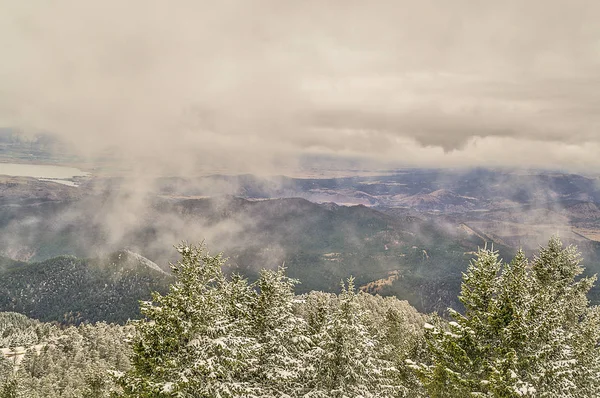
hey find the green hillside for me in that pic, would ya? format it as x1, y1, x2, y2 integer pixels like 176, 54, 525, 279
0, 251, 171, 324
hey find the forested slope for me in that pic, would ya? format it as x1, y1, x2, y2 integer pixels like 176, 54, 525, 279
0, 251, 171, 324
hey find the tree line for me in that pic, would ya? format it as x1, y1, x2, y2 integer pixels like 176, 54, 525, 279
2, 237, 599, 397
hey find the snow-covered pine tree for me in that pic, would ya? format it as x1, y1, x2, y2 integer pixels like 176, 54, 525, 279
248, 267, 310, 396
415, 237, 600, 397
414, 247, 503, 397
484, 250, 534, 396
115, 243, 258, 397
0, 355, 13, 384
379, 307, 427, 397
527, 237, 599, 396
306, 277, 400, 398
0, 378, 18, 398
0, 354, 18, 398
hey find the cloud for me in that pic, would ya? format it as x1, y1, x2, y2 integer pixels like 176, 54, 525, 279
1, 0, 600, 173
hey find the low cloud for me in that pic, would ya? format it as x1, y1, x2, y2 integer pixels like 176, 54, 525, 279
1, 0, 600, 174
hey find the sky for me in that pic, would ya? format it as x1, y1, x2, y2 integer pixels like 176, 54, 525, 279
1, 0, 600, 175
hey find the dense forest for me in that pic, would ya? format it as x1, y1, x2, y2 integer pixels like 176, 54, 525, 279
1, 237, 599, 397
0, 251, 171, 324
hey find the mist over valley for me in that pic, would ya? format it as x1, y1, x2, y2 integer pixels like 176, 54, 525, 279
3, 155, 600, 317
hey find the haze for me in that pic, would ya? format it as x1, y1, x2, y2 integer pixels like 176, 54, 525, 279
1, 0, 600, 174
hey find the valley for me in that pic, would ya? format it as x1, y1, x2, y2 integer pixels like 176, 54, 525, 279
2, 167, 600, 320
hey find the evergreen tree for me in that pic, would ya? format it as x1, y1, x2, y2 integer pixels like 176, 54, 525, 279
527, 238, 598, 396
248, 267, 310, 396
379, 307, 427, 397
82, 365, 108, 398
0, 378, 18, 398
306, 278, 401, 398
0, 355, 13, 385
116, 243, 258, 397
415, 237, 600, 397
0, 354, 18, 398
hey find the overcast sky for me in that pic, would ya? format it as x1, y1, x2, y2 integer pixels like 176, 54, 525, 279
2, 0, 600, 174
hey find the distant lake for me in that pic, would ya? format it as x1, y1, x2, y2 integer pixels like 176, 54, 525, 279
0, 163, 90, 186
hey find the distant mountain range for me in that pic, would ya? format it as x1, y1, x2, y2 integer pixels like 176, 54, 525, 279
2, 168, 600, 321
147, 168, 600, 210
